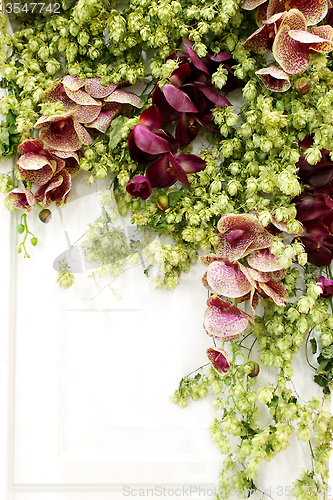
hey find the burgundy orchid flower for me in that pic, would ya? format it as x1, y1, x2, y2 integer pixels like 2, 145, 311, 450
297, 149, 333, 188
129, 105, 206, 189
317, 275, 333, 297
152, 40, 235, 146
299, 223, 333, 266
206, 346, 231, 374
126, 175, 152, 200
8, 188, 36, 212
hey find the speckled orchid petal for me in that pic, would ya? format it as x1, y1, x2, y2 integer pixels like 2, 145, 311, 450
206, 347, 231, 374
73, 121, 93, 146
162, 84, 198, 113
243, 25, 273, 54
63, 75, 85, 91
272, 10, 311, 74
51, 150, 80, 177
247, 248, 284, 272
133, 124, 171, 155
204, 297, 252, 340
264, 268, 288, 281
206, 261, 252, 298
35, 110, 74, 128
86, 105, 122, 132
242, 0, 267, 9
37, 116, 83, 152
207, 295, 255, 323
17, 152, 62, 186
216, 214, 274, 259
308, 25, 333, 53
18, 138, 44, 155
256, 2, 269, 25
64, 87, 101, 106
35, 170, 71, 208
104, 89, 143, 108
200, 253, 223, 266
215, 232, 252, 262
72, 103, 102, 124
258, 280, 289, 306
84, 78, 117, 98
8, 188, 36, 212
256, 66, 291, 92
288, 29, 332, 44
271, 215, 303, 235
286, 0, 330, 25
192, 82, 231, 106
238, 262, 270, 287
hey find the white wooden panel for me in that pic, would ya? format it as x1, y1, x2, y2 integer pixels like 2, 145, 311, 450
1, 173, 331, 500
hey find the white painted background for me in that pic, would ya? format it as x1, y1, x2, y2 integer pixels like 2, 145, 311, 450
0, 171, 331, 500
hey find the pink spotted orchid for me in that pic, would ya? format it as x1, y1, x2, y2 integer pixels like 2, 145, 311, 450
201, 214, 289, 315
8, 188, 36, 213
204, 295, 254, 341
206, 346, 232, 374
242, 0, 331, 26
35, 76, 143, 151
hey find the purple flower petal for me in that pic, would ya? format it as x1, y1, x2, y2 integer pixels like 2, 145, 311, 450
169, 63, 192, 87
256, 66, 291, 92
183, 41, 209, 75
133, 124, 171, 155
146, 154, 178, 188
162, 84, 198, 113
175, 154, 206, 173
63, 75, 85, 91
192, 82, 231, 106
139, 105, 163, 131
204, 296, 252, 340
73, 121, 93, 146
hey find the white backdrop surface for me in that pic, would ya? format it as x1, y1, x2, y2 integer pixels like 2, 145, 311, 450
0, 173, 332, 500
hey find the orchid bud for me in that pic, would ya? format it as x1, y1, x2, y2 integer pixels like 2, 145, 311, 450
39, 209, 52, 223
295, 78, 311, 95
156, 194, 169, 210
248, 361, 260, 378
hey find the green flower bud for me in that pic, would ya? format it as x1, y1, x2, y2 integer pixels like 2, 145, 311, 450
17, 224, 24, 234
31, 237, 38, 246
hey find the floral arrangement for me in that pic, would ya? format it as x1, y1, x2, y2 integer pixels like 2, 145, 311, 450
2, 0, 333, 496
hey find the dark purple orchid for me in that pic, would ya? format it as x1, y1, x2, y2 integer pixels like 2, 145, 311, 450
300, 223, 333, 266
317, 275, 333, 297
151, 40, 237, 146
128, 105, 206, 189
126, 175, 152, 200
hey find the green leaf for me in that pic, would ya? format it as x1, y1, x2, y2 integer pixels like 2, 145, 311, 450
108, 115, 127, 150
194, 373, 201, 381
169, 188, 185, 207
314, 374, 328, 388
321, 344, 333, 358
